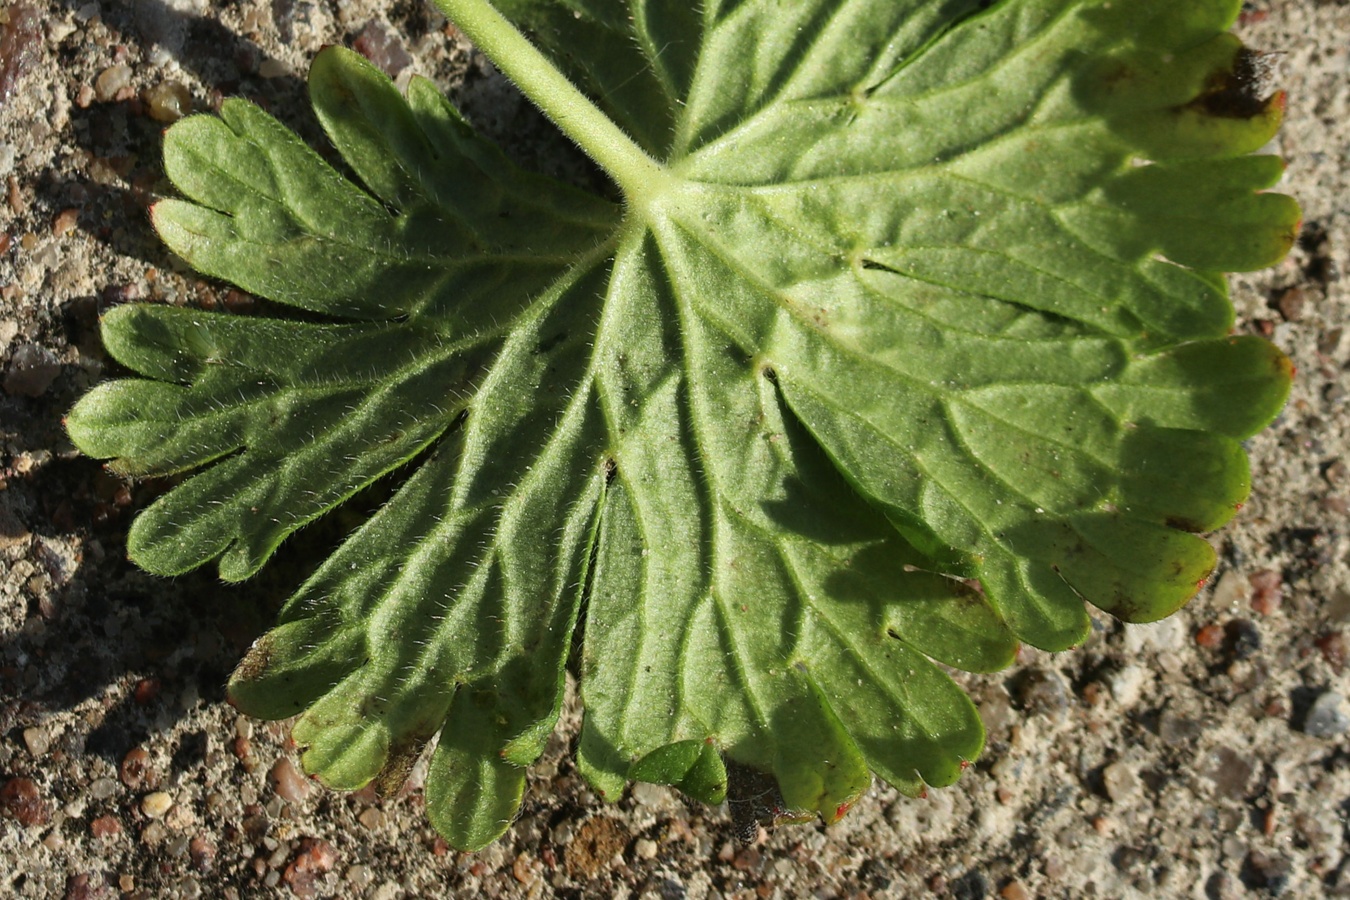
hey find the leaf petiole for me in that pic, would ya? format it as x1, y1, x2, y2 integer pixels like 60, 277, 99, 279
432, 0, 669, 202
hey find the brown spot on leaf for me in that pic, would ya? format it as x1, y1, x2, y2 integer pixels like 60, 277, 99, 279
372, 738, 427, 797
232, 634, 274, 685
1186, 49, 1276, 120
1109, 594, 1144, 622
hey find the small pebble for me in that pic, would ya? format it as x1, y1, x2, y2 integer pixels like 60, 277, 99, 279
630, 781, 668, 808
1314, 632, 1346, 673
1248, 570, 1283, 615
258, 59, 288, 79
1102, 762, 1141, 803
89, 778, 120, 800
1211, 570, 1249, 609
1107, 666, 1146, 708
357, 807, 384, 830
1159, 711, 1202, 745
235, 737, 259, 773
635, 838, 658, 859
1, 777, 49, 826
1204, 746, 1254, 799
51, 208, 79, 237
1275, 286, 1305, 321
353, 19, 413, 76
94, 64, 132, 102
978, 686, 1014, 735
134, 677, 161, 705
142, 791, 173, 819
9, 177, 25, 215
1225, 619, 1262, 660
1302, 691, 1349, 738
1000, 882, 1031, 900
1320, 327, 1345, 357
120, 747, 159, 791
284, 838, 338, 900
65, 874, 97, 899
268, 757, 310, 805
1195, 623, 1225, 649
0, 5, 41, 101
141, 820, 167, 847
142, 80, 191, 122
512, 853, 538, 885
22, 725, 50, 757
3, 343, 62, 397
189, 835, 216, 872
729, 847, 759, 872
90, 815, 121, 838
88, 777, 120, 804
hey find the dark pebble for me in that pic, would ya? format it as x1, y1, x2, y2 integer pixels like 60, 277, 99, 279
1224, 619, 1261, 660
1112, 845, 1147, 875
1241, 850, 1291, 896
1008, 669, 1070, 717
950, 868, 989, 900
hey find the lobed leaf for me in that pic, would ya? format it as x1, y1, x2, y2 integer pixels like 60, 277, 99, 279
68, 0, 1296, 848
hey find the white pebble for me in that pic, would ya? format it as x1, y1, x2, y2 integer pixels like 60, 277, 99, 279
141, 792, 174, 819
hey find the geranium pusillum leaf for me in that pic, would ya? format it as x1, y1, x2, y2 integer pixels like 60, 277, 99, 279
67, 0, 1296, 849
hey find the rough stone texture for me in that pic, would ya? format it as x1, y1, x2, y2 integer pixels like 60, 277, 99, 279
1, 2, 1347, 897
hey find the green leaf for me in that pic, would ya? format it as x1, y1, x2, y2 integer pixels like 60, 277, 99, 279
67, 0, 1295, 848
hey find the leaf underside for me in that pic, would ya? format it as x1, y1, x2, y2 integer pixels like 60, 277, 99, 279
67, 0, 1296, 850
